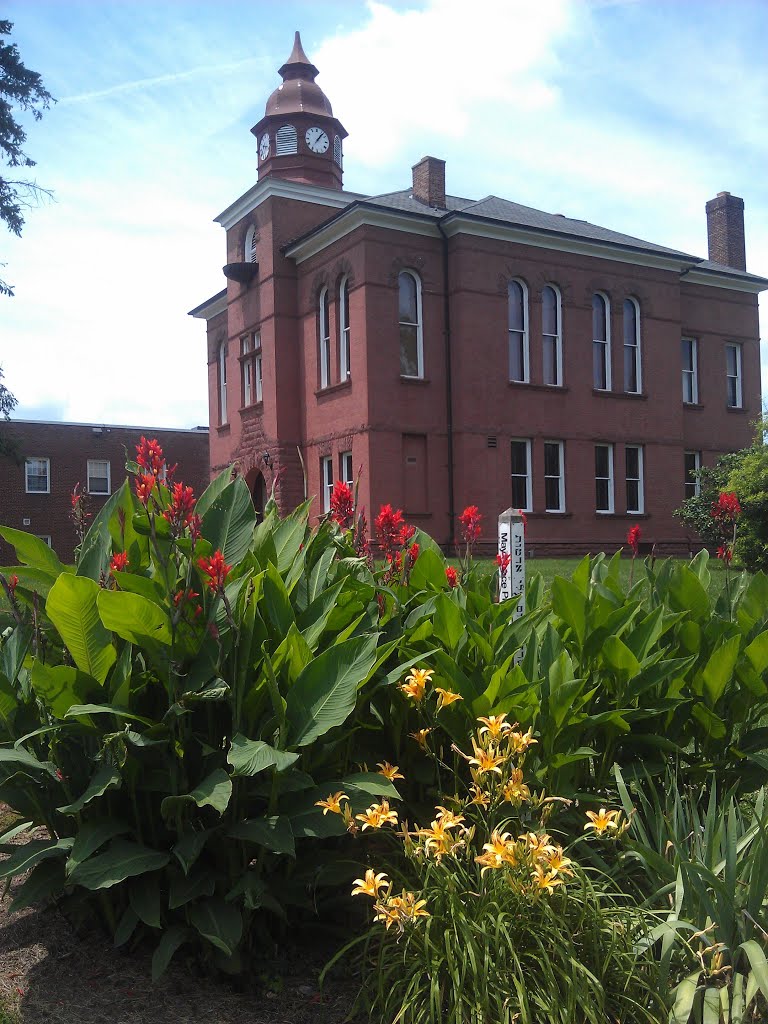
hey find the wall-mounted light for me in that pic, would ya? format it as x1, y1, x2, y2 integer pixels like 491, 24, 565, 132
263, 451, 272, 468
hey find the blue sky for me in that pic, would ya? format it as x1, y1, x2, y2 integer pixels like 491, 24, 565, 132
3, 0, 766, 428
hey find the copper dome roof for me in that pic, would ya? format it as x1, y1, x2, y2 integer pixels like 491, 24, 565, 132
265, 32, 334, 118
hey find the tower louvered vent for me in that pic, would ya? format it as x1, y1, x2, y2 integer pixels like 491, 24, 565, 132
276, 125, 298, 155
487, 436, 497, 449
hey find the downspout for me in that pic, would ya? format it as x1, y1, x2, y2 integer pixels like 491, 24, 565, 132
437, 219, 456, 552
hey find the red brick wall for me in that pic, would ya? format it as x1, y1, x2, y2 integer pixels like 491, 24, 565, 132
0, 422, 210, 564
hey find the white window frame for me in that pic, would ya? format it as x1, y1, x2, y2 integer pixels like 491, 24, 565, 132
595, 444, 614, 514
36, 535, 52, 546
684, 450, 701, 499
541, 284, 562, 387
543, 440, 566, 513
218, 341, 228, 425
87, 459, 111, 496
341, 450, 354, 488
625, 444, 644, 515
241, 335, 253, 407
275, 124, 298, 155
508, 278, 530, 384
726, 343, 743, 408
255, 341, 263, 404
25, 457, 50, 494
321, 455, 333, 513
244, 224, 258, 263
623, 297, 642, 394
592, 292, 612, 392
319, 288, 331, 389
681, 337, 698, 404
339, 275, 351, 381
398, 270, 424, 379
510, 438, 532, 512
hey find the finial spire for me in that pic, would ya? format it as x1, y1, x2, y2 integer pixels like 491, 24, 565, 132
279, 31, 319, 81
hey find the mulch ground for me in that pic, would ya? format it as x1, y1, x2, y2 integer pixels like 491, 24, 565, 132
0, 808, 361, 1024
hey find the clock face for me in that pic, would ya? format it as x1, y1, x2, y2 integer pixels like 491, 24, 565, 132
305, 127, 329, 154
259, 133, 270, 161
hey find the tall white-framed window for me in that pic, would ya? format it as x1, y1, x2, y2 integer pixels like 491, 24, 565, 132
544, 441, 565, 513
321, 455, 333, 513
218, 341, 228, 425
684, 450, 701, 499
681, 337, 698, 404
592, 293, 611, 391
275, 124, 298, 155
255, 337, 263, 404
244, 224, 258, 263
87, 459, 111, 496
339, 275, 351, 380
510, 439, 532, 511
508, 279, 529, 383
333, 135, 343, 167
340, 450, 354, 488
625, 445, 644, 514
398, 270, 423, 378
36, 535, 52, 546
241, 334, 253, 406
25, 457, 50, 494
623, 298, 641, 394
595, 444, 614, 513
541, 284, 562, 387
726, 343, 742, 408
319, 288, 331, 389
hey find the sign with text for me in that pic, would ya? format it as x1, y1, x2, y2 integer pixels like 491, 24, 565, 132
498, 508, 526, 620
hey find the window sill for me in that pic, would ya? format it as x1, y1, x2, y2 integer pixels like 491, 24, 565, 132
683, 402, 704, 411
316, 379, 352, 399
400, 375, 429, 384
240, 402, 263, 415
594, 512, 650, 519
524, 511, 572, 518
404, 511, 431, 518
726, 405, 746, 413
24, 490, 51, 496
217, 423, 231, 435
591, 389, 647, 400
508, 381, 569, 392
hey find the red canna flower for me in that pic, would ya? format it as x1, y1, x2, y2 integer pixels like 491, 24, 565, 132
8, 574, 19, 596
496, 552, 511, 573
189, 514, 203, 544
375, 504, 406, 558
627, 524, 641, 558
711, 491, 741, 526
459, 505, 482, 545
174, 588, 203, 619
135, 473, 156, 506
329, 480, 354, 530
519, 510, 528, 536
445, 566, 458, 588
198, 550, 232, 593
407, 542, 419, 569
717, 545, 733, 565
136, 436, 165, 477
162, 482, 196, 533
110, 552, 129, 574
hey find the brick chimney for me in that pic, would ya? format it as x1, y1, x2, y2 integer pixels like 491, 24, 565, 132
705, 191, 746, 271
412, 156, 446, 210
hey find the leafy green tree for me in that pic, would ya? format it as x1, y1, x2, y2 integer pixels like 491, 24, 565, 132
0, 365, 19, 462
726, 422, 768, 573
674, 451, 742, 548
1, 19, 54, 297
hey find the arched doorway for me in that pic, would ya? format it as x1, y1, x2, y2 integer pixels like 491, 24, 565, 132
251, 472, 267, 521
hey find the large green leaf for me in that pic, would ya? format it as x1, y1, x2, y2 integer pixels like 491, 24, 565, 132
200, 476, 256, 566
76, 480, 135, 580
168, 870, 216, 910
0, 526, 65, 576
130, 873, 162, 928
227, 735, 299, 776
57, 764, 121, 814
551, 576, 587, 646
0, 838, 73, 880
702, 635, 740, 707
0, 746, 58, 779
228, 815, 295, 855
68, 839, 169, 890
30, 663, 103, 719
188, 898, 242, 956
97, 589, 171, 646
161, 769, 232, 818
152, 926, 191, 981
46, 574, 116, 683
286, 633, 379, 747
66, 819, 129, 876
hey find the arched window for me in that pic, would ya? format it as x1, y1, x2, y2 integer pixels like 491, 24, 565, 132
275, 125, 298, 155
398, 270, 423, 378
333, 135, 343, 167
244, 224, 258, 264
508, 279, 529, 383
318, 287, 331, 389
218, 341, 228, 425
542, 284, 562, 386
623, 298, 641, 393
339, 276, 351, 380
592, 293, 611, 391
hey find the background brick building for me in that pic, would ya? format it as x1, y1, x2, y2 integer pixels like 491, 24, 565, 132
191, 32, 766, 555
0, 421, 209, 562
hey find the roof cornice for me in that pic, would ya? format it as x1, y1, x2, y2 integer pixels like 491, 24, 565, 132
214, 178, 365, 232
284, 202, 440, 262
680, 268, 768, 294
188, 289, 227, 319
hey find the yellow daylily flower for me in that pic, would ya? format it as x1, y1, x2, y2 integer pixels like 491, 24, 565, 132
508, 726, 538, 754
377, 761, 404, 781
399, 668, 433, 702
468, 784, 490, 808
351, 869, 390, 898
467, 739, 506, 776
409, 728, 432, 750
477, 714, 512, 739
434, 806, 465, 830
584, 808, 622, 836
356, 799, 399, 830
532, 864, 564, 893
314, 791, 349, 815
521, 832, 557, 858
435, 687, 463, 712
546, 847, 574, 877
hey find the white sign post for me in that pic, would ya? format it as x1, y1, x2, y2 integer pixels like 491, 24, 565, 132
498, 508, 526, 619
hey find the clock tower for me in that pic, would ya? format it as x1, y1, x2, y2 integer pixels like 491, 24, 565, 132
252, 32, 347, 190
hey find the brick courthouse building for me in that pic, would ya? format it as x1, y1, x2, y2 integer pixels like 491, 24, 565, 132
191, 33, 767, 555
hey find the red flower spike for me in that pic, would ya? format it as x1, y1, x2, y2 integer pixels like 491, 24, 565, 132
711, 491, 741, 526
198, 550, 232, 593
717, 545, 733, 565
375, 504, 406, 558
134, 474, 156, 506
135, 436, 165, 477
445, 566, 458, 588
329, 480, 354, 530
407, 542, 419, 569
627, 525, 641, 558
459, 505, 482, 545
496, 552, 511, 573
189, 514, 203, 544
8, 574, 19, 596
110, 552, 129, 574
162, 482, 196, 533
